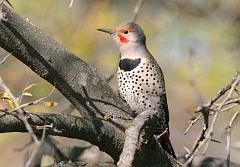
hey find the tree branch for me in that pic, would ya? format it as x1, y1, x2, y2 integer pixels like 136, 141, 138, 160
118, 109, 159, 167
226, 111, 240, 167
0, 5, 181, 167
0, 111, 124, 161
0, 110, 180, 166
118, 108, 182, 167
184, 72, 240, 165
0, 5, 133, 121
0, 76, 39, 143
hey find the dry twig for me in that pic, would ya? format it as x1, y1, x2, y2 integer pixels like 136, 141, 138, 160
184, 72, 240, 166
184, 114, 202, 135
7, 97, 45, 112
0, 76, 39, 143
68, 0, 74, 8
185, 72, 240, 134
185, 99, 240, 135
226, 111, 240, 167
25, 126, 47, 167
0, 52, 10, 65
131, 0, 146, 22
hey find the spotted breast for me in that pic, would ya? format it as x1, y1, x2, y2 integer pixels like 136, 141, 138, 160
98, 21, 176, 158
118, 58, 164, 107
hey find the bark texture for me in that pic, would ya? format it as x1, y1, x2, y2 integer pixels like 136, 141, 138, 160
0, 5, 179, 167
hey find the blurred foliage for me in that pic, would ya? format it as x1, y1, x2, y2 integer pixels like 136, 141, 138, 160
0, 0, 239, 166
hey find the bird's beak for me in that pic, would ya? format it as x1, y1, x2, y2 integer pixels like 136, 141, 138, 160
97, 28, 116, 35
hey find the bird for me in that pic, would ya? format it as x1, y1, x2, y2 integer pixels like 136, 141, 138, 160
97, 22, 176, 158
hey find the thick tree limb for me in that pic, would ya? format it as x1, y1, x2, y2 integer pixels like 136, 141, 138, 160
0, 4, 133, 162
0, 110, 180, 166
0, 5, 132, 121
58, 156, 240, 167
118, 109, 159, 167
0, 111, 124, 161
0, 5, 182, 167
0, 4, 239, 167
118, 108, 182, 167
57, 161, 117, 167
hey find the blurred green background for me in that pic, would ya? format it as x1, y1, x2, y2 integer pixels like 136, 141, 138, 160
0, 0, 239, 166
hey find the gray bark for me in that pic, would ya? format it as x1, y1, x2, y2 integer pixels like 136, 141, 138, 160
0, 5, 179, 167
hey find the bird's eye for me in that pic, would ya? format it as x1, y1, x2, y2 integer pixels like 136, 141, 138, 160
124, 30, 128, 34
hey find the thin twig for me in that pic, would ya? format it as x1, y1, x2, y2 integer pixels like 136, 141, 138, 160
218, 98, 240, 106
185, 72, 240, 133
0, 52, 11, 65
185, 98, 239, 134
214, 98, 240, 106
8, 97, 46, 112
68, 0, 74, 8
226, 111, 240, 167
206, 72, 239, 107
219, 103, 239, 113
184, 72, 240, 166
0, 76, 39, 143
8, 84, 55, 113
202, 74, 240, 155
185, 127, 206, 159
131, 0, 146, 22
14, 138, 34, 152
25, 126, 47, 167
18, 82, 33, 104
183, 145, 190, 154
184, 114, 202, 135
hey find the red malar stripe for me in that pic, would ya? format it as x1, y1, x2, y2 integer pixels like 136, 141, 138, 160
118, 34, 129, 43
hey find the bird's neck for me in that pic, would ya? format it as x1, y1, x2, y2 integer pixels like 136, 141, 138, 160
120, 42, 150, 59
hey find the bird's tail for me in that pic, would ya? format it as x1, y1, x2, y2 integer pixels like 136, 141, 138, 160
158, 132, 176, 159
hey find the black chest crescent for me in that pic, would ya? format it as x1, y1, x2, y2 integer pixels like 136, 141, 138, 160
119, 58, 141, 71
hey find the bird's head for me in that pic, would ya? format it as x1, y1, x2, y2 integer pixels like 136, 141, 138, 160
97, 22, 146, 48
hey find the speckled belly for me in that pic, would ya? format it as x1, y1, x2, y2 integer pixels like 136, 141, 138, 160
117, 62, 164, 113
117, 70, 142, 112
117, 62, 168, 131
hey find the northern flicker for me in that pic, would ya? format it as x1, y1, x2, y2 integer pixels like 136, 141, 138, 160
98, 22, 176, 158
